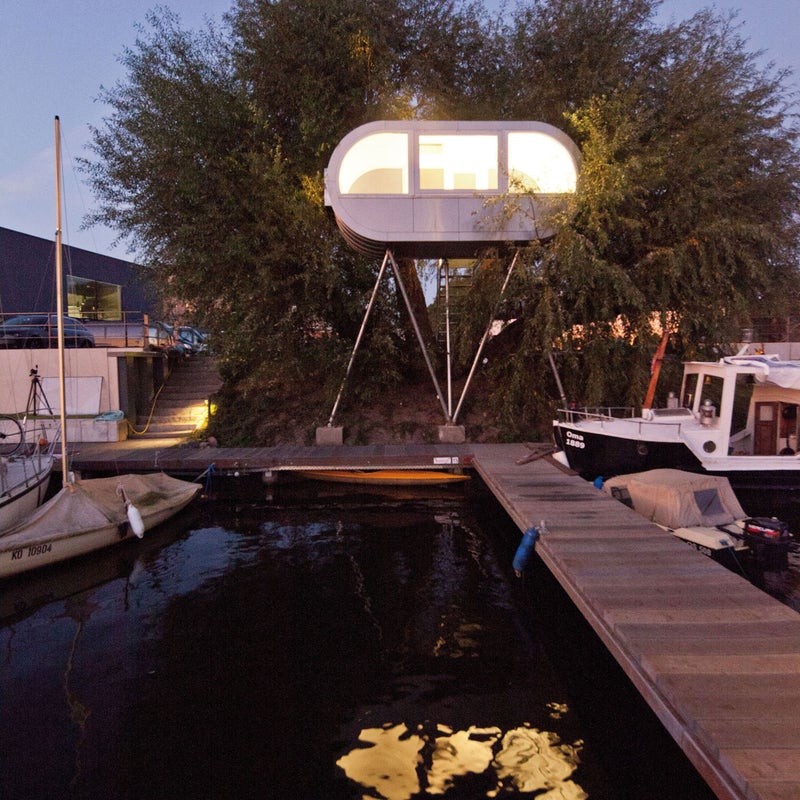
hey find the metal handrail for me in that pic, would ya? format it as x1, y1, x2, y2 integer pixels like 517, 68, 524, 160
555, 406, 694, 437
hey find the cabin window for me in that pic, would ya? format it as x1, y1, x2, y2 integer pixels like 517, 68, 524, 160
507, 132, 579, 194
339, 132, 409, 194
682, 373, 698, 409
418, 135, 498, 191
698, 375, 724, 414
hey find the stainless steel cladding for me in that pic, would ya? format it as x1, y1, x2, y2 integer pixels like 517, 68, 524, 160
324, 120, 580, 258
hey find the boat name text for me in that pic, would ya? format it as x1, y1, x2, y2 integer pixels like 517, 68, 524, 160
565, 431, 585, 449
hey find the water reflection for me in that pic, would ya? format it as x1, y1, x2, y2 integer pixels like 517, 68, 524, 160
337, 719, 585, 799
0, 491, 720, 799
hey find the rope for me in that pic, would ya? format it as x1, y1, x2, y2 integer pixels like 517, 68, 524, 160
126, 383, 165, 436
191, 462, 215, 494
720, 539, 748, 577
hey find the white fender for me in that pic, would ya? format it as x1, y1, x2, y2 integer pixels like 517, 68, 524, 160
127, 502, 145, 538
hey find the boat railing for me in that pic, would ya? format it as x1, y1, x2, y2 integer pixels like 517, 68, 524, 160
556, 406, 637, 422
556, 406, 695, 437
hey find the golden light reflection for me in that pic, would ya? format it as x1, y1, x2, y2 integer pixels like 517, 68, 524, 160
428, 725, 500, 795
337, 717, 586, 800
336, 724, 425, 800
493, 727, 585, 797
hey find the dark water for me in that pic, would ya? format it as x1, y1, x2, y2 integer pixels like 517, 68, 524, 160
1, 480, 721, 799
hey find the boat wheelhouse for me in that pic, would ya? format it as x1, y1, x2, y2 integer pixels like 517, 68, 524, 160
553, 355, 800, 515
324, 120, 580, 258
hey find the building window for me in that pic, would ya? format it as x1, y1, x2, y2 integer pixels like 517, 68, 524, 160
67, 276, 122, 320
339, 132, 409, 194
419, 135, 498, 191
508, 132, 578, 194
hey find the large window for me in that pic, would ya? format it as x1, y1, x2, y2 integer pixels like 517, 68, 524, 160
339, 132, 409, 194
67, 276, 122, 320
507, 132, 578, 194
419, 135, 498, 191
336, 128, 578, 197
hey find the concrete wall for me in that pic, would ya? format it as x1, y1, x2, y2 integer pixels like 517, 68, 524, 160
0, 348, 168, 442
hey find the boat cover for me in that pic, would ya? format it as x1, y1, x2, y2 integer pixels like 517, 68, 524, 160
723, 356, 800, 389
1, 472, 199, 547
602, 468, 746, 528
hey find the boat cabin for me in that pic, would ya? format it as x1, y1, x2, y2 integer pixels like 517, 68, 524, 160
675, 356, 800, 458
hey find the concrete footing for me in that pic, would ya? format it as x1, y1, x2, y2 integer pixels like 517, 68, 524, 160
316, 426, 343, 445
438, 424, 466, 444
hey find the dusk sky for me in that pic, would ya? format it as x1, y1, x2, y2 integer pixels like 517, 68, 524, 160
1, 0, 797, 261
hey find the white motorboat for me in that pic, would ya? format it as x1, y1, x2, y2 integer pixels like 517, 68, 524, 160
0, 364, 57, 534
0, 447, 53, 532
553, 354, 800, 515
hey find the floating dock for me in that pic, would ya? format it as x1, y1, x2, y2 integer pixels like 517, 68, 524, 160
67, 439, 800, 799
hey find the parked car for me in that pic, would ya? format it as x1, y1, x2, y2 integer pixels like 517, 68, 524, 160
145, 320, 179, 353
177, 326, 208, 354
0, 314, 95, 348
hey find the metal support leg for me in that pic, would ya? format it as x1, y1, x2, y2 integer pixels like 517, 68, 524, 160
442, 259, 453, 418
326, 251, 390, 427
453, 248, 520, 424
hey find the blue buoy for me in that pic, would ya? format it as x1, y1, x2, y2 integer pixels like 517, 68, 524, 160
513, 524, 543, 576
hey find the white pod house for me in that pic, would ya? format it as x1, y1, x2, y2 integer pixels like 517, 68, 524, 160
324, 120, 580, 258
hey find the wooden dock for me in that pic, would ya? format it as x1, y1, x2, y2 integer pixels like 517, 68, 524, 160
472, 444, 800, 800
66, 439, 478, 478
66, 438, 800, 799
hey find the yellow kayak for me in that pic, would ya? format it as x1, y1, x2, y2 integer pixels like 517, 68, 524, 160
298, 469, 470, 486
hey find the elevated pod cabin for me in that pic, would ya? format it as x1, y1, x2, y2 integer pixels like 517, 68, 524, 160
324, 120, 580, 258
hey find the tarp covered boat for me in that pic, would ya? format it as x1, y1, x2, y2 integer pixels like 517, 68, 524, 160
602, 468, 794, 569
0, 473, 200, 578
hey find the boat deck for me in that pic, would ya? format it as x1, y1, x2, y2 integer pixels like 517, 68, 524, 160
65, 439, 800, 799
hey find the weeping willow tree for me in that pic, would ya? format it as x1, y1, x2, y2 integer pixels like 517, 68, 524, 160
453, 2, 800, 438
82, 0, 800, 442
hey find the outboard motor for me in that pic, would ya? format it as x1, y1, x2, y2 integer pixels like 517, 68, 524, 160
742, 517, 793, 572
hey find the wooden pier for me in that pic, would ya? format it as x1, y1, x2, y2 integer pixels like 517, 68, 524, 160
66, 439, 800, 799
472, 444, 800, 800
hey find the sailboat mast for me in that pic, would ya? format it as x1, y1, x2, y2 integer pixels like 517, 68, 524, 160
54, 116, 69, 485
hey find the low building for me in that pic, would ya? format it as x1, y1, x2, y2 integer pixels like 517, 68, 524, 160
0, 227, 177, 442
0, 226, 154, 319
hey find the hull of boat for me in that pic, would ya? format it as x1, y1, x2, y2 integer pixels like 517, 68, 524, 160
0, 457, 54, 533
299, 469, 470, 486
553, 422, 800, 516
0, 473, 200, 579
671, 532, 749, 570
552, 422, 702, 478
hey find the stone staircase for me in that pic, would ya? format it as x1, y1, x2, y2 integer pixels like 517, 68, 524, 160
135, 357, 222, 439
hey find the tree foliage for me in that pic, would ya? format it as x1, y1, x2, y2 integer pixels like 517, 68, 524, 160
82, 0, 800, 442
472, 1, 800, 433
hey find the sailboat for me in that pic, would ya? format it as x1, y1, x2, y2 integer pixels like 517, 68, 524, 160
0, 117, 200, 580
0, 385, 54, 532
